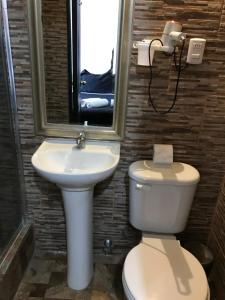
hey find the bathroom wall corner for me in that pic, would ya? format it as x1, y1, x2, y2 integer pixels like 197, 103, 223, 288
0, 224, 34, 300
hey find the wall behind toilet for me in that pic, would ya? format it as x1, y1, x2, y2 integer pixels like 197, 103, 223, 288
208, 177, 225, 298
6, 0, 225, 259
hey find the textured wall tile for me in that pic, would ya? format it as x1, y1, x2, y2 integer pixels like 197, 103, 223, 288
208, 181, 225, 298
6, 0, 225, 281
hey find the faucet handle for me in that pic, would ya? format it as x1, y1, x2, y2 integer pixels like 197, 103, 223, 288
79, 131, 86, 138
76, 131, 86, 149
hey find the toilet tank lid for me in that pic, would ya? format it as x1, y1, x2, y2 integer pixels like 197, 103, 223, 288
129, 161, 200, 186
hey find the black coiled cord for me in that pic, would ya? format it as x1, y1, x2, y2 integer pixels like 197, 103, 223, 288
148, 38, 186, 114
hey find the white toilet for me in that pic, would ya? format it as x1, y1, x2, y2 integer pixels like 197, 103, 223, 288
123, 160, 210, 300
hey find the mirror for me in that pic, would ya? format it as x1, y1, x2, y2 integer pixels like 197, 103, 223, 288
28, 0, 134, 140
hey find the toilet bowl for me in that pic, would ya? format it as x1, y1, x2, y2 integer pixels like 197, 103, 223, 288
122, 235, 210, 300
123, 160, 209, 300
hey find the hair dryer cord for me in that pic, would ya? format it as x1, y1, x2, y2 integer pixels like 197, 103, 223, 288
148, 38, 185, 114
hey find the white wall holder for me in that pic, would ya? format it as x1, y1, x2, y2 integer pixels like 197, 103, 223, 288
133, 21, 186, 66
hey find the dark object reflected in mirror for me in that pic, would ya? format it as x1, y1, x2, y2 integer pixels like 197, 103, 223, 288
76, 67, 115, 127
42, 0, 120, 127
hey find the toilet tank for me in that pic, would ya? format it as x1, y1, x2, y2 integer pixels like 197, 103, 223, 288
129, 161, 200, 234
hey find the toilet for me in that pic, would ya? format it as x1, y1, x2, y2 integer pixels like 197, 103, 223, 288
123, 160, 210, 300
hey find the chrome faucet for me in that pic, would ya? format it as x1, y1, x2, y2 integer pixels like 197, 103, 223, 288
76, 131, 86, 149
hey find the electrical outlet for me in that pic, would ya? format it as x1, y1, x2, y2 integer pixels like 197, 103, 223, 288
187, 38, 206, 64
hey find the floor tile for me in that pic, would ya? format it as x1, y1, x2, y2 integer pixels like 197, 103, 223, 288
14, 255, 219, 300
49, 272, 67, 286
13, 256, 124, 300
29, 284, 49, 297
23, 258, 53, 284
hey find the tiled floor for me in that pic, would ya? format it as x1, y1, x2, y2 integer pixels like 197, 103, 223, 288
13, 256, 124, 300
13, 255, 217, 300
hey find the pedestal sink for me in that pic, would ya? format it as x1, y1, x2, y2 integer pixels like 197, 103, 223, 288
31, 138, 120, 290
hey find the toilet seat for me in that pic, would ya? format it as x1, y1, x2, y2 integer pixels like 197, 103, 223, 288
123, 237, 209, 300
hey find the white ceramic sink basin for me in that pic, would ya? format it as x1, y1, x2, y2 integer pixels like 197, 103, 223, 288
32, 138, 120, 189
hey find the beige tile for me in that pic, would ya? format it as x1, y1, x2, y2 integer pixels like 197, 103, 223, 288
91, 290, 111, 300
23, 258, 54, 284
13, 282, 36, 300
44, 282, 78, 299
92, 265, 114, 291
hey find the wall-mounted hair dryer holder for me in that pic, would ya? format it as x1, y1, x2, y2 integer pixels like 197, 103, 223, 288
134, 21, 186, 65
133, 20, 206, 114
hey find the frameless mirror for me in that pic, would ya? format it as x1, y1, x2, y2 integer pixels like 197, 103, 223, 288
28, 0, 134, 140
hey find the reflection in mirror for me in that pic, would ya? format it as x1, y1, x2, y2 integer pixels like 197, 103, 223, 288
29, 0, 134, 139
42, 0, 69, 124
74, 0, 120, 127
42, 0, 120, 127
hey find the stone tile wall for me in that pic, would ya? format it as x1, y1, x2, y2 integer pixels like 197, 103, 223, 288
6, 2, 225, 295
208, 178, 225, 299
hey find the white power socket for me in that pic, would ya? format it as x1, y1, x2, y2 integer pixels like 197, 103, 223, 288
187, 38, 206, 64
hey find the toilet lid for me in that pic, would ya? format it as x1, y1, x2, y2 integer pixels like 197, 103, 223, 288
123, 238, 209, 300
129, 161, 200, 186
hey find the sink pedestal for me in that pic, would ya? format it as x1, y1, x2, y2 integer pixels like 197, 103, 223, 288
62, 188, 93, 290
32, 139, 120, 290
